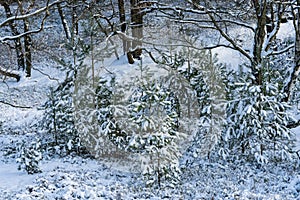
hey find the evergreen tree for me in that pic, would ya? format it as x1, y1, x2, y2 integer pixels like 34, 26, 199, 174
92, 63, 186, 187
126, 81, 183, 187
40, 71, 79, 156
222, 62, 296, 163
17, 140, 42, 174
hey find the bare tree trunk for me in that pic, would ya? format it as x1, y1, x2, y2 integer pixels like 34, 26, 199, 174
17, 0, 32, 77
130, 0, 143, 59
284, 0, 300, 102
1, 2, 25, 71
57, 3, 71, 40
24, 20, 32, 77
118, 0, 127, 54
252, 0, 268, 86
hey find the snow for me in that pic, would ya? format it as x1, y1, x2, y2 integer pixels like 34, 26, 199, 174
0, 5, 299, 200
277, 20, 295, 41
0, 54, 299, 199
212, 46, 248, 70
293, 126, 300, 150
0, 163, 36, 191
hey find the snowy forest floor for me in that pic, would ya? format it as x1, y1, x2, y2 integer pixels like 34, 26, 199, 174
0, 63, 300, 200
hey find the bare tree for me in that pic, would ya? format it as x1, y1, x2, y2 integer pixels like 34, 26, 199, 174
186, 0, 291, 86
1, 2, 25, 71
284, 0, 300, 101
17, 0, 33, 77
0, 0, 62, 80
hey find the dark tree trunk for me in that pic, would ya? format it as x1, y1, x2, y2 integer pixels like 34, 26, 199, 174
17, 0, 32, 77
127, 52, 135, 64
252, 0, 268, 86
130, 0, 143, 59
57, 3, 71, 40
284, 0, 300, 101
118, 0, 128, 54
24, 19, 32, 77
1, 2, 25, 71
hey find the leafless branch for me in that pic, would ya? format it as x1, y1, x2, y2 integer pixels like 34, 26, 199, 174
31, 67, 60, 83
0, 0, 63, 28
0, 66, 20, 81
0, 14, 51, 42
268, 44, 294, 56
0, 100, 32, 109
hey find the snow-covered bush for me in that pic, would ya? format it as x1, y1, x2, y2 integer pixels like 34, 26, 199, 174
17, 139, 42, 174
222, 62, 296, 163
40, 71, 80, 156
126, 81, 184, 187
93, 71, 185, 187
160, 48, 227, 163
94, 75, 129, 151
182, 50, 227, 160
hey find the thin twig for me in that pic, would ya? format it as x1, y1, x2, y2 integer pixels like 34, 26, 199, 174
0, 100, 32, 109
32, 67, 60, 82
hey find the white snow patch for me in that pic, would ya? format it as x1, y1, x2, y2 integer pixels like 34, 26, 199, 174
293, 126, 300, 150
0, 162, 37, 191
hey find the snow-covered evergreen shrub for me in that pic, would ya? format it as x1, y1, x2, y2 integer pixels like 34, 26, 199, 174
17, 140, 42, 174
127, 81, 184, 187
185, 50, 227, 159
160, 48, 227, 162
95, 75, 129, 150
40, 71, 80, 156
91, 62, 187, 187
222, 62, 296, 163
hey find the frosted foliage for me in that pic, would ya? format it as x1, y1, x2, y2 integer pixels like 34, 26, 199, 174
174, 48, 227, 160
17, 140, 42, 174
74, 58, 201, 186
126, 82, 184, 187
224, 72, 296, 163
73, 66, 119, 159
40, 73, 79, 155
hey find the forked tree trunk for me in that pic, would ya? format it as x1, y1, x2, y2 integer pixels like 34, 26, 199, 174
118, 0, 134, 64
17, 0, 32, 77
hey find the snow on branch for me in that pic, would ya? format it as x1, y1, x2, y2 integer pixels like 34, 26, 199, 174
267, 44, 294, 57
0, 0, 63, 28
